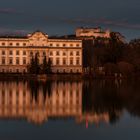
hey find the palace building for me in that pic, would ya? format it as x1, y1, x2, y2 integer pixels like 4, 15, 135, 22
0, 31, 83, 73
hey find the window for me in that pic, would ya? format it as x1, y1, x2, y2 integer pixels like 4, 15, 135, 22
49, 51, 53, 56
9, 43, 13, 46
2, 58, 5, 65
70, 58, 73, 65
30, 51, 33, 56
63, 52, 66, 56
56, 58, 59, 65
76, 44, 80, 47
2, 43, 5, 46
43, 51, 46, 56
63, 44, 66, 47
56, 44, 59, 47
9, 50, 13, 55
16, 58, 19, 65
23, 51, 26, 55
2, 50, 5, 55
50, 58, 53, 65
9, 58, 13, 64
23, 58, 26, 65
56, 51, 59, 56
70, 44, 73, 47
23, 43, 26, 46
16, 50, 19, 55
50, 43, 53, 46
63, 58, 66, 65
70, 51, 73, 56
16, 43, 19, 46
76, 51, 80, 56
76, 58, 80, 65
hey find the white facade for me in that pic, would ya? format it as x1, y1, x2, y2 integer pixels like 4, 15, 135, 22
0, 31, 83, 73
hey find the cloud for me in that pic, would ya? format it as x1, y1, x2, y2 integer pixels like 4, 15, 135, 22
0, 27, 30, 35
0, 8, 22, 15
62, 18, 140, 30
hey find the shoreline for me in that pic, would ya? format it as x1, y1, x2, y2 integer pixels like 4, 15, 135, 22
0, 73, 138, 81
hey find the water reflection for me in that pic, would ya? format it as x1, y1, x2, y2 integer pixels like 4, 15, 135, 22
0, 79, 140, 126
0, 81, 82, 124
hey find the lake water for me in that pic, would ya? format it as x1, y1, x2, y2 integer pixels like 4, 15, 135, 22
0, 79, 140, 140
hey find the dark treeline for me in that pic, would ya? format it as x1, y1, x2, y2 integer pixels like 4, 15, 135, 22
83, 32, 140, 77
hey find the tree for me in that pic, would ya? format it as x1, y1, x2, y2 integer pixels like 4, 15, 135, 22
42, 55, 47, 74
34, 53, 40, 74
40, 57, 52, 74
104, 63, 119, 76
46, 58, 52, 74
27, 53, 40, 74
117, 61, 134, 76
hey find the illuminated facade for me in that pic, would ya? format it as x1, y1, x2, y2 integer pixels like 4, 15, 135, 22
0, 31, 83, 73
76, 27, 110, 38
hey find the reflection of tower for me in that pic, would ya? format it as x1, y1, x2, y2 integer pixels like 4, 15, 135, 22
76, 112, 110, 127
0, 81, 82, 124
86, 115, 88, 129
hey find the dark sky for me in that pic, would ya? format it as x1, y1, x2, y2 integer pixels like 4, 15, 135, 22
0, 0, 140, 40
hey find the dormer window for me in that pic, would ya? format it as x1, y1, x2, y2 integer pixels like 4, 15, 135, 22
9, 43, 13, 46
2, 43, 5, 46
70, 44, 73, 47
16, 43, 19, 46
23, 43, 26, 46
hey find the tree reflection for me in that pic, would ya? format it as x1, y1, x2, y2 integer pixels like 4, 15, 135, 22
82, 80, 123, 124
27, 80, 53, 101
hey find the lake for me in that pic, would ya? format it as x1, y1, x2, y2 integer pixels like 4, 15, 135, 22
0, 79, 140, 140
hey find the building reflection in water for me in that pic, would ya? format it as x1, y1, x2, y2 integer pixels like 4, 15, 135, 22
0, 80, 126, 126
0, 81, 83, 124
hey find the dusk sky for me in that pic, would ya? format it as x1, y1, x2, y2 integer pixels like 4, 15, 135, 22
0, 0, 140, 40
